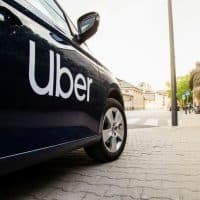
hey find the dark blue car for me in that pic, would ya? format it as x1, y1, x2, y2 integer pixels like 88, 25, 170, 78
0, 0, 127, 175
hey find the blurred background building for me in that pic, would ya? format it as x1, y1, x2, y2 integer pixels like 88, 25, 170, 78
118, 79, 169, 110
117, 79, 144, 110
190, 62, 200, 107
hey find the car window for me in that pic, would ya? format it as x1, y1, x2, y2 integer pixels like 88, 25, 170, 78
15, 0, 71, 37
65, 15, 78, 35
29, 0, 70, 35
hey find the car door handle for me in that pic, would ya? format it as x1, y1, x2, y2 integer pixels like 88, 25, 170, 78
50, 32, 65, 43
49, 32, 72, 48
0, 7, 22, 26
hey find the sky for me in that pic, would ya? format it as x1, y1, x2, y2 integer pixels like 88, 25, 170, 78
58, 0, 200, 90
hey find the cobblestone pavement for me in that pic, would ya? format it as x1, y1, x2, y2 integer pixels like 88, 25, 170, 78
1, 126, 200, 200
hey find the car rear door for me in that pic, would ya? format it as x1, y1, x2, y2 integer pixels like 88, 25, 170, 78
0, 0, 104, 158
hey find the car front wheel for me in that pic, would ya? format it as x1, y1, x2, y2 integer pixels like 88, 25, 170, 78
84, 98, 127, 162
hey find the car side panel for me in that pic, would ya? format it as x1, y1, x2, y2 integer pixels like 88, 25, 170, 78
0, 134, 100, 175
0, 1, 105, 158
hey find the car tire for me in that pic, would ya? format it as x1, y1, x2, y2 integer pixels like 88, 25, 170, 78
84, 98, 127, 162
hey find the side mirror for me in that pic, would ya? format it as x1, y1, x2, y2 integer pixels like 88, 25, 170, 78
76, 12, 100, 44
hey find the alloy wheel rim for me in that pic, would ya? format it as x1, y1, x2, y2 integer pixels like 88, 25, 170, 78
102, 107, 125, 153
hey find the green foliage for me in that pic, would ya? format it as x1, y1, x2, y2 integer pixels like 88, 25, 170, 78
166, 74, 192, 106
177, 75, 192, 105
165, 82, 171, 98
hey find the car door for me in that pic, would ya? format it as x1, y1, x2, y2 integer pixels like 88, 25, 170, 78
0, 0, 104, 158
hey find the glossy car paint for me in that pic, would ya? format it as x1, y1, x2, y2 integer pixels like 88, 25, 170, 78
0, 0, 123, 174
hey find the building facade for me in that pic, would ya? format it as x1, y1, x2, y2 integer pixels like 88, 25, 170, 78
118, 80, 169, 110
190, 62, 200, 107
118, 79, 145, 110
138, 82, 170, 110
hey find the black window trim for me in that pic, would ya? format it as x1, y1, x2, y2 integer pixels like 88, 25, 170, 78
21, 0, 73, 37
4, 0, 75, 39
2, 0, 105, 68
53, 0, 75, 37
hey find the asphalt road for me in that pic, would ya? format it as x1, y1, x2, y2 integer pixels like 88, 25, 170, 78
126, 109, 172, 129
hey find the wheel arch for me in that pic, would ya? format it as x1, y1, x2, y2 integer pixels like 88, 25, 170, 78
96, 86, 125, 136
108, 88, 124, 109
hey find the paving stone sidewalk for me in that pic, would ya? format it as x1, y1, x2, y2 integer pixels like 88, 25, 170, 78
1, 115, 200, 200
179, 111, 200, 127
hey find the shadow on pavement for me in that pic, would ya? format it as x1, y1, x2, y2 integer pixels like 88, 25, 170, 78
0, 149, 97, 200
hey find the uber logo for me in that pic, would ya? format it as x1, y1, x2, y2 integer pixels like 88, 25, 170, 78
29, 40, 93, 102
